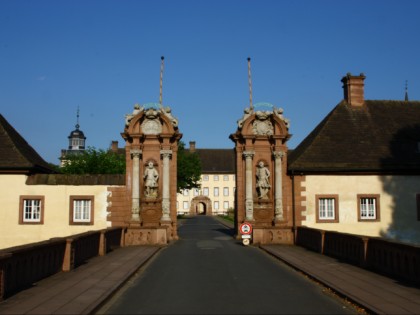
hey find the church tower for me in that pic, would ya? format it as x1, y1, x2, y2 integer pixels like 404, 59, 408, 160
60, 107, 86, 164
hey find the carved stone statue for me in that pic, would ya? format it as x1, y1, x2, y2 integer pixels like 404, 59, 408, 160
144, 161, 159, 198
125, 103, 145, 127
273, 106, 290, 129
256, 161, 271, 199
160, 106, 178, 127
237, 107, 253, 128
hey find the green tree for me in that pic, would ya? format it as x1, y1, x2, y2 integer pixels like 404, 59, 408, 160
60, 146, 125, 174
59, 142, 202, 191
177, 141, 202, 192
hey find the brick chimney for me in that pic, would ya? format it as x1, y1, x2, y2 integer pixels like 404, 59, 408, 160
341, 73, 366, 107
110, 140, 119, 153
189, 141, 196, 153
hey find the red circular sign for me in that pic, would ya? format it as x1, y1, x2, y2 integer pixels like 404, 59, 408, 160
239, 222, 253, 235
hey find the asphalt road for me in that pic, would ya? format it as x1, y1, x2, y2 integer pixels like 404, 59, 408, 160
97, 216, 361, 314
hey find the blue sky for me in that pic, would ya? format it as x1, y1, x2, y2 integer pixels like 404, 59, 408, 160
1, 0, 419, 164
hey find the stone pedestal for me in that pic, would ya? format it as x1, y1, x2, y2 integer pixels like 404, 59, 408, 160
125, 226, 168, 245
254, 199, 273, 226
253, 227, 294, 244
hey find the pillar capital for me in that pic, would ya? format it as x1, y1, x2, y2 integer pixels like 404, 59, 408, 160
243, 151, 255, 159
130, 149, 142, 159
160, 149, 173, 159
273, 151, 285, 160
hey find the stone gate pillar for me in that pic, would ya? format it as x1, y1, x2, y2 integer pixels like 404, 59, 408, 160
243, 151, 255, 221
273, 151, 285, 221
122, 104, 182, 245
160, 149, 172, 222
130, 149, 142, 221
230, 104, 293, 244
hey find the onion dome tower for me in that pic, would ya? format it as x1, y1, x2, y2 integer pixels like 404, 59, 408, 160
67, 108, 86, 151
60, 107, 86, 165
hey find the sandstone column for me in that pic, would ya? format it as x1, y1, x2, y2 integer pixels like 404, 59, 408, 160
273, 151, 285, 221
160, 150, 172, 222
130, 149, 142, 221
243, 151, 255, 221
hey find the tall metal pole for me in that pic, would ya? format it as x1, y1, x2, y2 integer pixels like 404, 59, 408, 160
159, 56, 165, 107
247, 57, 253, 110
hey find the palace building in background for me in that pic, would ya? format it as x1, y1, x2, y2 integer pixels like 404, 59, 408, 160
176, 142, 236, 216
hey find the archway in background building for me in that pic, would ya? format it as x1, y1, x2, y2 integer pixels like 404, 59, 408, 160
190, 196, 212, 216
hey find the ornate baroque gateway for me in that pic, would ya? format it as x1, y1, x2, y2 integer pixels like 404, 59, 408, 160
230, 102, 295, 244
121, 103, 182, 245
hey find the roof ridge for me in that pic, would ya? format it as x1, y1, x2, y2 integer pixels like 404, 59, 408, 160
0, 114, 55, 173
288, 101, 343, 165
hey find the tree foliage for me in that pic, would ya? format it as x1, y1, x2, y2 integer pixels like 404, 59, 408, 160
177, 141, 202, 192
60, 146, 125, 174
59, 142, 202, 191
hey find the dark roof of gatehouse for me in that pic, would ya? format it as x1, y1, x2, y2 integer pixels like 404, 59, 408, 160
0, 114, 56, 174
195, 148, 236, 174
288, 100, 420, 174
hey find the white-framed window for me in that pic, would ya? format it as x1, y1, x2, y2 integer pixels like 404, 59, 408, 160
183, 201, 189, 209
73, 200, 91, 222
214, 175, 219, 181
358, 195, 380, 221
319, 199, 335, 219
223, 187, 229, 196
70, 196, 94, 225
214, 201, 219, 209
203, 175, 209, 181
214, 187, 219, 196
23, 199, 42, 222
223, 201, 229, 209
316, 195, 338, 223
223, 175, 229, 181
193, 188, 199, 196
19, 196, 44, 224
183, 189, 189, 196
203, 187, 209, 196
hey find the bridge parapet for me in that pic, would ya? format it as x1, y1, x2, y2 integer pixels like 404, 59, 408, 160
296, 226, 420, 285
0, 227, 124, 300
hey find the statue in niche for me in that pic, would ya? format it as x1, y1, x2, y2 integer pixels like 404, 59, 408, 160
256, 161, 271, 199
144, 161, 159, 198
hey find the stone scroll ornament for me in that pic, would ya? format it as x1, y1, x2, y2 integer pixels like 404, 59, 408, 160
236, 104, 290, 132
141, 108, 162, 135
252, 111, 274, 136
125, 103, 179, 130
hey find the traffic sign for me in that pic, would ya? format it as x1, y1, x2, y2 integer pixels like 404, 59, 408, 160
239, 222, 252, 235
